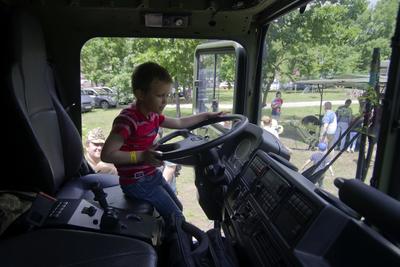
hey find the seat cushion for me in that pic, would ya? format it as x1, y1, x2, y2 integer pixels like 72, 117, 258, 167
57, 174, 154, 215
0, 228, 157, 267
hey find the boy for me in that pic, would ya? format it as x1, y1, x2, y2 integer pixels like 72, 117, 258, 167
101, 62, 221, 223
300, 142, 334, 187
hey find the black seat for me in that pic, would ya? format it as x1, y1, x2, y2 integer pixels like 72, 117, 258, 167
0, 228, 157, 267
8, 10, 152, 214
0, 9, 158, 267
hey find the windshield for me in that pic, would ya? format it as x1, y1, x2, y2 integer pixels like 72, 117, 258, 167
260, 0, 397, 196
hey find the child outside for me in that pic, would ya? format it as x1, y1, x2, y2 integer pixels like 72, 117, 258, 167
300, 142, 334, 188
261, 115, 279, 138
271, 91, 283, 121
101, 62, 222, 225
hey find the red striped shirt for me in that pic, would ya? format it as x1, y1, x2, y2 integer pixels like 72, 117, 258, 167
111, 104, 165, 184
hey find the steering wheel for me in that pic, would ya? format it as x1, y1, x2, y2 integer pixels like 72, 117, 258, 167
157, 114, 248, 160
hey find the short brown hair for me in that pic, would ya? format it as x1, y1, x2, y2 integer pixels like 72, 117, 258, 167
131, 62, 172, 93
324, 101, 332, 110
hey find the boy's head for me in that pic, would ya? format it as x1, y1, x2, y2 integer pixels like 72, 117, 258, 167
131, 62, 173, 114
131, 62, 173, 94
318, 142, 327, 151
276, 91, 281, 97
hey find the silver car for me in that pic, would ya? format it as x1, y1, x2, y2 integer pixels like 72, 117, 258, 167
81, 88, 117, 109
80, 94, 94, 112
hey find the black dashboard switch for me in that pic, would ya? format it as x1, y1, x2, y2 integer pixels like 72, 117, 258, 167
81, 206, 97, 217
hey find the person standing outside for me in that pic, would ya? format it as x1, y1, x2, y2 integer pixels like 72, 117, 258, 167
84, 127, 118, 175
334, 99, 353, 151
155, 127, 180, 195
101, 62, 222, 224
300, 142, 334, 187
271, 91, 283, 121
320, 101, 337, 152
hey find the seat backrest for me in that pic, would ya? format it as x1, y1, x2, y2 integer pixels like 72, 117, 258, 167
9, 11, 84, 194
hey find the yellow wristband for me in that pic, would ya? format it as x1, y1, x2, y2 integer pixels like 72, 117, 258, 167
130, 151, 137, 164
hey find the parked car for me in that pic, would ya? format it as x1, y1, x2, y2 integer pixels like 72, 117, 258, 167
80, 94, 94, 112
92, 86, 116, 95
81, 88, 117, 109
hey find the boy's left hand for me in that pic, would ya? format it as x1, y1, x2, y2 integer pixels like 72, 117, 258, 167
206, 111, 226, 119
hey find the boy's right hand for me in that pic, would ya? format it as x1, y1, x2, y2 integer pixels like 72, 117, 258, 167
138, 149, 163, 167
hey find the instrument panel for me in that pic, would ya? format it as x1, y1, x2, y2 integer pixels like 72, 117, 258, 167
223, 150, 321, 266
221, 147, 400, 266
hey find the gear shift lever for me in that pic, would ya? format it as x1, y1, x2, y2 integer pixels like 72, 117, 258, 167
91, 182, 119, 231
91, 182, 109, 210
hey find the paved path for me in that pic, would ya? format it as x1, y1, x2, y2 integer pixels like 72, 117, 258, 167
167, 100, 359, 109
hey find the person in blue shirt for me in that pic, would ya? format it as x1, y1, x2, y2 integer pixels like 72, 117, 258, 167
320, 102, 337, 152
301, 142, 334, 187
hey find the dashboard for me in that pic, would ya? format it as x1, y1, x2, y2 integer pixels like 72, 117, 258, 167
221, 123, 288, 180
216, 124, 400, 266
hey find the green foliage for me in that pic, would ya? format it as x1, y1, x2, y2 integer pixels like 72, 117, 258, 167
218, 54, 236, 85
359, 86, 380, 106
81, 38, 202, 101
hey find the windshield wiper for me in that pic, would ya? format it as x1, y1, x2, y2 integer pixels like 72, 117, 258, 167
302, 116, 364, 183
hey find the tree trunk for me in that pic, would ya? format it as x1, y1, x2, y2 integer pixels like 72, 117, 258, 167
262, 81, 273, 107
175, 80, 181, 118
262, 72, 275, 107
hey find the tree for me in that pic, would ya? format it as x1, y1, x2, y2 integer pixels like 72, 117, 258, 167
261, 0, 369, 106
356, 0, 398, 70
81, 38, 202, 104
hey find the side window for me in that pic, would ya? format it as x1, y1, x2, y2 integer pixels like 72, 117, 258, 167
195, 53, 235, 114
193, 42, 242, 115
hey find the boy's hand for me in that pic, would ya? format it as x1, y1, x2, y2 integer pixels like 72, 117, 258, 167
206, 111, 226, 119
138, 149, 163, 167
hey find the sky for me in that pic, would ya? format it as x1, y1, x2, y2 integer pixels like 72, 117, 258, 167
369, 0, 378, 8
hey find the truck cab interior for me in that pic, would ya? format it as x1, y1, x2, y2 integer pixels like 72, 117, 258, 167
1, 0, 399, 266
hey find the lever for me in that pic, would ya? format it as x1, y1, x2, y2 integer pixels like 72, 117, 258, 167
91, 182, 109, 210
91, 182, 119, 231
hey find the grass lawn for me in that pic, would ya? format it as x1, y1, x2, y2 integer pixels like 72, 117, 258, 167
215, 87, 353, 105
263, 105, 341, 122
265, 88, 351, 103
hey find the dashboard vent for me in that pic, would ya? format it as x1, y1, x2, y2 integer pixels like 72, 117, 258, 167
252, 230, 288, 266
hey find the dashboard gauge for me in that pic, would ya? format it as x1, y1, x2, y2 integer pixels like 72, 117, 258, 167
234, 138, 252, 162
